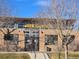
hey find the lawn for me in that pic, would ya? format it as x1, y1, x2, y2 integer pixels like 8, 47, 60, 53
0, 52, 79, 59
0, 53, 31, 59
48, 51, 79, 59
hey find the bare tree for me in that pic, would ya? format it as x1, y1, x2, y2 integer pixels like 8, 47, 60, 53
0, 0, 17, 51
36, 0, 78, 59
51, 0, 78, 59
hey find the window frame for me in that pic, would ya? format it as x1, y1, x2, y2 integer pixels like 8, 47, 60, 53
45, 35, 58, 45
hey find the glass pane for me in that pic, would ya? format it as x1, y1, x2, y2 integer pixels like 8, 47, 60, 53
45, 35, 58, 45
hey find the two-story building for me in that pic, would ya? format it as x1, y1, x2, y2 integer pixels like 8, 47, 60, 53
0, 18, 79, 52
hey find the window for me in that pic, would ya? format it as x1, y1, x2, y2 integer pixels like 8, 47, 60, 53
4, 34, 18, 41
13, 34, 19, 41
47, 47, 51, 51
17, 22, 25, 28
62, 35, 75, 45
4, 34, 14, 41
45, 35, 58, 45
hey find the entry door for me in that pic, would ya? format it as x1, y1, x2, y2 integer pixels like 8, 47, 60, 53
24, 30, 39, 51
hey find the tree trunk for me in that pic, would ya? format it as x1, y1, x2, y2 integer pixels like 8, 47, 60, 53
64, 45, 68, 59
58, 50, 61, 59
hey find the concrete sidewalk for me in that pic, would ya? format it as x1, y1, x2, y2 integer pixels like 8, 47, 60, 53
28, 52, 49, 59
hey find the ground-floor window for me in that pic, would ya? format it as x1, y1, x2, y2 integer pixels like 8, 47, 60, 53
3, 34, 19, 51
62, 35, 75, 45
45, 35, 58, 45
4, 34, 18, 41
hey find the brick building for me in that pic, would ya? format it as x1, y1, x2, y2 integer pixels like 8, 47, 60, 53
0, 18, 79, 52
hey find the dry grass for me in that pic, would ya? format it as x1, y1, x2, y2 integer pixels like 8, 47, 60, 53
48, 51, 79, 59
0, 53, 31, 59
